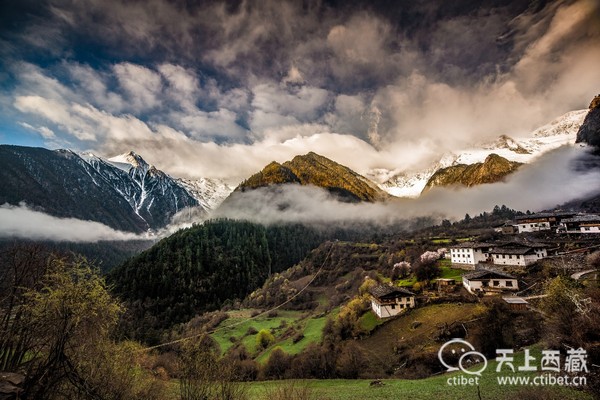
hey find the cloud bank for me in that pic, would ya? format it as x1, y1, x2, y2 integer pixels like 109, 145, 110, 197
215, 146, 600, 224
0, 203, 144, 242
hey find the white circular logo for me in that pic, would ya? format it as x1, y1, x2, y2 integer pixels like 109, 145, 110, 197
438, 338, 488, 376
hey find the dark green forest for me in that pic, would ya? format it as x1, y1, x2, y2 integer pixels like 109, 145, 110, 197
109, 219, 327, 343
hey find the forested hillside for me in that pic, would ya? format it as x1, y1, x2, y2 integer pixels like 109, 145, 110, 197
109, 219, 326, 342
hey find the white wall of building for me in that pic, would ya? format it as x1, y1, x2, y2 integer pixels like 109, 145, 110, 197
492, 254, 526, 266
462, 277, 483, 294
491, 248, 547, 266
581, 225, 600, 233
371, 296, 415, 318
450, 247, 489, 266
463, 277, 518, 294
517, 221, 551, 233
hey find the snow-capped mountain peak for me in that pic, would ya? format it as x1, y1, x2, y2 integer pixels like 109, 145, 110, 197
108, 151, 151, 172
92, 150, 233, 216
376, 109, 588, 198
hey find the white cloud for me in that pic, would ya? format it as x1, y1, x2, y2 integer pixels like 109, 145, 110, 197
113, 62, 163, 112
158, 63, 200, 111
327, 15, 391, 65
175, 108, 248, 141
0, 203, 143, 242
67, 63, 126, 113
14, 95, 96, 141
282, 65, 305, 85
249, 83, 330, 133
18, 122, 56, 139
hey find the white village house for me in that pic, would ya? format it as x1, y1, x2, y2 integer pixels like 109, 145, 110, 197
489, 243, 548, 267
559, 214, 600, 234
462, 270, 519, 295
369, 285, 415, 318
450, 241, 549, 268
449, 242, 493, 269
515, 212, 576, 233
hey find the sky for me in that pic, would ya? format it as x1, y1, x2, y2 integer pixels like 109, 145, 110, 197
1, 0, 599, 184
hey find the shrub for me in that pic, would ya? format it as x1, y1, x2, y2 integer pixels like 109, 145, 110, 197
335, 342, 367, 379
292, 333, 304, 344
413, 258, 440, 281
262, 380, 315, 400
392, 262, 411, 280
179, 337, 248, 400
246, 326, 258, 335
262, 348, 291, 380
256, 329, 275, 349
587, 251, 600, 269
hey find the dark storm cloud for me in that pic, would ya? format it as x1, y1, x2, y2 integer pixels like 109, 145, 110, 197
0, 0, 559, 88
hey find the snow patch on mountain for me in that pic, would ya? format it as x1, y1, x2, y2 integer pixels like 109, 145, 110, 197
177, 178, 234, 211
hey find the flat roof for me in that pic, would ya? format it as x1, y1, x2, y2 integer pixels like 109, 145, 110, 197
562, 214, 600, 223
490, 247, 536, 255
450, 242, 493, 249
503, 297, 528, 304
369, 285, 414, 299
515, 212, 577, 221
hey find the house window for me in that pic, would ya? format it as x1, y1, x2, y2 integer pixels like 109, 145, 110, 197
506, 281, 513, 287
509, 255, 512, 259
493, 280, 500, 286
502, 255, 506, 259
391, 304, 396, 310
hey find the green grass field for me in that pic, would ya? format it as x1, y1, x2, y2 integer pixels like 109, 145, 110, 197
395, 263, 464, 288
166, 345, 593, 400
211, 309, 331, 362
437, 265, 464, 281
247, 348, 593, 400
430, 237, 473, 244
246, 375, 592, 400
358, 310, 382, 333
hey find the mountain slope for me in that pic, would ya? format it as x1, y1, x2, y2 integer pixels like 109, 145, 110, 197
176, 177, 234, 211
0, 146, 148, 232
422, 153, 522, 193
576, 95, 600, 148
105, 151, 203, 228
0, 145, 231, 233
237, 152, 389, 202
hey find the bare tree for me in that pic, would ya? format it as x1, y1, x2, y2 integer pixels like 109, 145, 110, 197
179, 335, 248, 400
